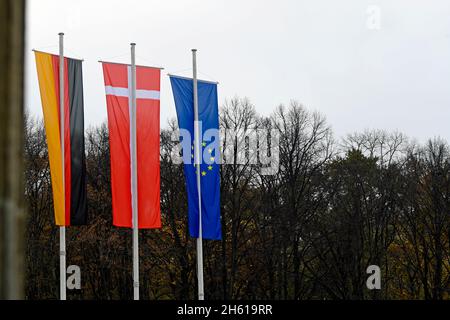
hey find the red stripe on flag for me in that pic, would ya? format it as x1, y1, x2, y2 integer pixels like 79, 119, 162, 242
136, 66, 160, 91
136, 67, 161, 228
136, 92, 161, 228
103, 63, 132, 228
103, 63, 128, 88
52, 55, 72, 226
108, 93, 132, 227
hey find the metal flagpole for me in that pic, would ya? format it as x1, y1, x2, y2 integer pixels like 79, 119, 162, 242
58, 32, 67, 301
130, 43, 139, 300
192, 49, 205, 300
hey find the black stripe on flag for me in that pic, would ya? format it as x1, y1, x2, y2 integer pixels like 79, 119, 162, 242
68, 58, 87, 225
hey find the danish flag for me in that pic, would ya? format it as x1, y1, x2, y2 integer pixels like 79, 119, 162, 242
102, 62, 161, 229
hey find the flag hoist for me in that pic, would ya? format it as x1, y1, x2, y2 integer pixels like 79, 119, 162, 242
34, 33, 88, 300
130, 43, 139, 300
100, 44, 162, 300
192, 49, 205, 301
59, 32, 66, 301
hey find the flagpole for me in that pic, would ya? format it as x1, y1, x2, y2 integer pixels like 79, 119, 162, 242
58, 32, 67, 301
192, 49, 205, 300
130, 43, 139, 300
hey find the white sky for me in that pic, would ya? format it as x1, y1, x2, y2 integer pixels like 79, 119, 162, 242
25, 0, 450, 142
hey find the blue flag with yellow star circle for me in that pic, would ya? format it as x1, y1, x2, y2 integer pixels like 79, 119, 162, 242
170, 75, 222, 240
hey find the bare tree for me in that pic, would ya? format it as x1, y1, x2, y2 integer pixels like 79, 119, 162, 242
21, 96, 449, 300
270, 101, 333, 299
395, 139, 450, 299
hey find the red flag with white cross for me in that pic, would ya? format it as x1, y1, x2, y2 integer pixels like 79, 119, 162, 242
101, 62, 161, 229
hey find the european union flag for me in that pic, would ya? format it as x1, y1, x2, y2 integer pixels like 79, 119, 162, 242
170, 75, 222, 240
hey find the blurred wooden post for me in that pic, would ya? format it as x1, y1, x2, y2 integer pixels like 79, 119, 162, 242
0, 0, 26, 299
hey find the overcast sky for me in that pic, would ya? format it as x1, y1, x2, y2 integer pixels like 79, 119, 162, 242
25, 0, 450, 142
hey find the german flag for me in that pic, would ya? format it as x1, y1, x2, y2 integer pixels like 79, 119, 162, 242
35, 51, 87, 226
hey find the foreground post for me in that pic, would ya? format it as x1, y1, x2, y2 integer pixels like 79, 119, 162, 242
0, 0, 26, 300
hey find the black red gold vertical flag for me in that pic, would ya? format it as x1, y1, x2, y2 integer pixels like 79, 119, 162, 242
35, 51, 87, 226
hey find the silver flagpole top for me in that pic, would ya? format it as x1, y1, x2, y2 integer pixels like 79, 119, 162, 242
131, 43, 136, 46
58, 32, 64, 36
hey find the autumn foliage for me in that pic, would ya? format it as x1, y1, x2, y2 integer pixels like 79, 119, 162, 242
24, 99, 449, 299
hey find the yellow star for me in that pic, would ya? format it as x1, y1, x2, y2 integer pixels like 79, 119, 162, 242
208, 148, 213, 154
201, 171, 207, 176
208, 165, 213, 171
202, 141, 207, 147
191, 154, 194, 158
210, 157, 215, 162
191, 145, 194, 150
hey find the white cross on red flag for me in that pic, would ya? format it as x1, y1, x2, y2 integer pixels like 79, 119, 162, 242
102, 62, 161, 229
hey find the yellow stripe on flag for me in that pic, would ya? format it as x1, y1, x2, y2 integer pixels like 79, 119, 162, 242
35, 52, 65, 225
